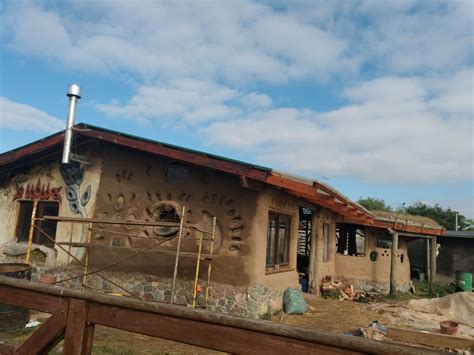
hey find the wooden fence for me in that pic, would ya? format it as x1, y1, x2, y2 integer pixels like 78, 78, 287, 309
0, 276, 440, 354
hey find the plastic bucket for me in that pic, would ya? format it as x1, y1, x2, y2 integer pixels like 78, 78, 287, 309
455, 271, 472, 292
0, 263, 31, 333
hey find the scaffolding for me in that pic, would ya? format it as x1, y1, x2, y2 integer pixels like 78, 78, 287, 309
23, 205, 217, 308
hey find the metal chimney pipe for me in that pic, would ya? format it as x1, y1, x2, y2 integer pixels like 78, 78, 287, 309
61, 84, 82, 164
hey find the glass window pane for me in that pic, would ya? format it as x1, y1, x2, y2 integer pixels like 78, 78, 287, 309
36, 202, 59, 247
17, 201, 33, 242
277, 220, 286, 264
266, 214, 277, 266
267, 212, 291, 267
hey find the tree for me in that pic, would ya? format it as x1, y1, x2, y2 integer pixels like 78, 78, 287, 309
403, 202, 472, 231
357, 197, 392, 212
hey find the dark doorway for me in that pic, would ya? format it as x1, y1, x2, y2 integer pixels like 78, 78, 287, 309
297, 207, 313, 292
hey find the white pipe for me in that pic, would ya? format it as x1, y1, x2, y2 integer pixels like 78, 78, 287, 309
61, 84, 81, 164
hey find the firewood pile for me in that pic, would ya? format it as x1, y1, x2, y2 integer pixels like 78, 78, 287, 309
321, 276, 379, 302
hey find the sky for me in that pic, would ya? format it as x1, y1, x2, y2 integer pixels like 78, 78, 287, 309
0, 0, 473, 218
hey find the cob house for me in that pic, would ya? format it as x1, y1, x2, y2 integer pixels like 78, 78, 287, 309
0, 123, 444, 318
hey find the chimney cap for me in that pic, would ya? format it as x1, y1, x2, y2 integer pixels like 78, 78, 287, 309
67, 84, 82, 99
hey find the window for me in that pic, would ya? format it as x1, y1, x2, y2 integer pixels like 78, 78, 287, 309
336, 223, 366, 256
16, 201, 59, 247
376, 237, 395, 249
165, 165, 189, 184
266, 212, 291, 268
151, 202, 181, 237
323, 223, 330, 262
158, 204, 180, 223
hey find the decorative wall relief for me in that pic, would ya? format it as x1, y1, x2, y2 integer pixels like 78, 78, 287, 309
202, 192, 244, 252
61, 162, 91, 215
116, 169, 133, 183
60, 162, 92, 260
13, 179, 62, 202
271, 194, 296, 213
100, 191, 139, 247
201, 211, 223, 251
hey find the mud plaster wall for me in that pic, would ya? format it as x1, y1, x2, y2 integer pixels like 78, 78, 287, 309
0, 152, 103, 265
249, 188, 300, 290
89, 145, 260, 287
334, 229, 410, 285
314, 208, 338, 281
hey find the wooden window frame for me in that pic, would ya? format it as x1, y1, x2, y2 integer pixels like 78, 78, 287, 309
16, 200, 59, 248
266, 211, 291, 269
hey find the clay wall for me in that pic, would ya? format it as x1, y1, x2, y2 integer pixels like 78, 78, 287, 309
312, 208, 339, 286
334, 228, 410, 287
89, 145, 261, 287
0, 147, 103, 265
249, 188, 301, 290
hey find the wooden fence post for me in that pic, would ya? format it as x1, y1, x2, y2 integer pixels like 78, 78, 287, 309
63, 299, 92, 355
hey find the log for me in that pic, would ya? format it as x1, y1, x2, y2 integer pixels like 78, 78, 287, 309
387, 327, 474, 351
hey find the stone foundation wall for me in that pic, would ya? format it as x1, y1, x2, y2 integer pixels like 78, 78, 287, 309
0, 255, 283, 319
337, 276, 412, 294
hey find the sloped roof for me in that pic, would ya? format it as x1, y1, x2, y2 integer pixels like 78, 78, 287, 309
443, 230, 474, 238
373, 210, 441, 228
0, 123, 444, 236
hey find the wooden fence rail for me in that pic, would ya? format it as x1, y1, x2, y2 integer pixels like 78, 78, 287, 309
0, 276, 440, 355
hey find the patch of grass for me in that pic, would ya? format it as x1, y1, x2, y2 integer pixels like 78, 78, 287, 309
91, 345, 136, 354
382, 281, 454, 303
8, 327, 35, 339
260, 305, 281, 320
259, 310, 272, 320
383, 292, 418, 303
323, 289, 344, 300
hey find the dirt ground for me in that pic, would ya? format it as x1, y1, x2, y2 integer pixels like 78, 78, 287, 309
271, 293, 395, 334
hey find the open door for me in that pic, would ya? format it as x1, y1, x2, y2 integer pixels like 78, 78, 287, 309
297, 207, 313, 292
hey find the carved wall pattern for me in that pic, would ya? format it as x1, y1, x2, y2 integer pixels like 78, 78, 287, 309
95, 163, 247, 255
60, 162, 92, 260
13, 179, 62, 202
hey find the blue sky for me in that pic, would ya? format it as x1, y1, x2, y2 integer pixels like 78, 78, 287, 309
0, 0, 473, 218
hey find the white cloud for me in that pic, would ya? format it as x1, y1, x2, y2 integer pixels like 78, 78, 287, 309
2, 1, 470, 81
240, 92, 272, 109
97, 80, 240, 124
202, 70, 474, 184
359, 1, 473, 73
1, 1, 355, 83
97, 80, 277, 125
0, 97, 64, 133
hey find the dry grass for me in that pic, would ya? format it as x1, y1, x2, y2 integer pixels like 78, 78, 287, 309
271, 294, 396, 334
0, 323, 224, 354
373, 210, 441, 228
